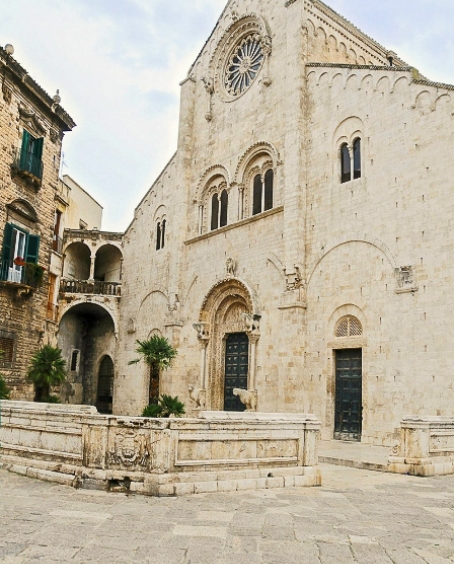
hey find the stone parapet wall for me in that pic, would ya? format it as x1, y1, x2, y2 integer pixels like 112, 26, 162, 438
0, 401, 321, 495
388, 417, 454, 476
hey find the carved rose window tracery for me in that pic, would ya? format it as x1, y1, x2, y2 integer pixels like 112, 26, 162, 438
225, 35, 264, 97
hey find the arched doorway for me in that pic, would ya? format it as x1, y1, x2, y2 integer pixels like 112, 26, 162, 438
198, 278, 260, 411
96, 356, 114, 414
58, 303, 116, 406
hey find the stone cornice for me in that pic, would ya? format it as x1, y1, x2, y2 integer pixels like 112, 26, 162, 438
0, 47, 76, 131
185, 205, 284, 246
306, 62, 413, 72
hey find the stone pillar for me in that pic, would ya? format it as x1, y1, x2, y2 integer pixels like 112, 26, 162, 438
88, 254, 96, 282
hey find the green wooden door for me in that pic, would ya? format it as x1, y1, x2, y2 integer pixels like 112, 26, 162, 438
224, 333, 249, 411
334, 349, 363, 441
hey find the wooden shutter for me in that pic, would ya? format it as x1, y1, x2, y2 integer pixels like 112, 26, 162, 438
25, 234, 40, 264
1, 223, 14, 281
19, 130, 30, 169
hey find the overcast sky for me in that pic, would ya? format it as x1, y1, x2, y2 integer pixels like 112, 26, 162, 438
2, 0, 453, 231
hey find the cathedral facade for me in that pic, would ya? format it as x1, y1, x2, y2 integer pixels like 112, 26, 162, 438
102, 0, 454, 446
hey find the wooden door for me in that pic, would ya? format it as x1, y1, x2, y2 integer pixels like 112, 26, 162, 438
224, 333, 249, 411
334, 349, 362, 441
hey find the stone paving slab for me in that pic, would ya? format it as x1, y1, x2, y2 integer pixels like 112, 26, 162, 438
3, 464, 454, 563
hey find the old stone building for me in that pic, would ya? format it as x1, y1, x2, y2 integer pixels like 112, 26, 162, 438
0, 45, 75, 398
6, 0, 454, 448
107, 0, 454, 447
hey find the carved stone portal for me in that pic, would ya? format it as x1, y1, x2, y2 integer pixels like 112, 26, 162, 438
198, 278, 259, 410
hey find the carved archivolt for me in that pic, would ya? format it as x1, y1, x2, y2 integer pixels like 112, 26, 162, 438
199, 277, 259, 322
234, 141, 281, 184
195, 164, 231, 205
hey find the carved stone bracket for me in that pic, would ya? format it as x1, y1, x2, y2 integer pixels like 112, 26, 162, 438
2, 81, 12, 104
202, 76, 214, 121
193, 322, 210, 341
241, 312, 261, 336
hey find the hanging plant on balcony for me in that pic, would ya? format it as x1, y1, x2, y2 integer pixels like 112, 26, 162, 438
13, 256, 26, 266
24, 262, 45, 287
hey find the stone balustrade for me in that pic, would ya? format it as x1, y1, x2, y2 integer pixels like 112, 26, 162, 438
0, 401, 321, 495
388, 416, 454, 476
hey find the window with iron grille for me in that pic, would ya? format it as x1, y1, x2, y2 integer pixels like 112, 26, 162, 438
0, 334, 15, 365
335, 316, 363, 338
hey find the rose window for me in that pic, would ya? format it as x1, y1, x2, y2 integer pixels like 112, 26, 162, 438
224, 36, 264, 97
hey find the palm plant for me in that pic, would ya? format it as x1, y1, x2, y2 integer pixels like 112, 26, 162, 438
128, 335, 178, 405
142, 394, 185, 418
27, 345, 67, 402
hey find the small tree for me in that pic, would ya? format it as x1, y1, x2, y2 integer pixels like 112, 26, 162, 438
128, 335, 178, 405
27, 345, 67, 402
142, 394, 185, 418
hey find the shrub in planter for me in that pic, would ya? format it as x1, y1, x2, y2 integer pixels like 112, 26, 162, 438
0, 373, 10, 399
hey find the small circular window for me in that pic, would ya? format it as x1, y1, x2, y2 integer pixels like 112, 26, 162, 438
224, 35, 264, 97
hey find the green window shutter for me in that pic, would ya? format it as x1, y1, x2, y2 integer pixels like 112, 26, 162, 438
19, 130, 30, 170
25, 234, 40, 264
33, 137, 43, 160
1, 223, 14, 281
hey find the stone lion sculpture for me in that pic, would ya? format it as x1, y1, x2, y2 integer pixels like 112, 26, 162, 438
188, 385, 206, 410
233, 388, 257, 412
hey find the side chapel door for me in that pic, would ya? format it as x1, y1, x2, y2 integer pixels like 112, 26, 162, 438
334, 349, 363, 441
224, 333, 249, 411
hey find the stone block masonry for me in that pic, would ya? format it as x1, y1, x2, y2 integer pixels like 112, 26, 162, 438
0, 401, 321, 495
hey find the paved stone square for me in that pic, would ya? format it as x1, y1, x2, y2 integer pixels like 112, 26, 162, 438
2, 464, 454, 563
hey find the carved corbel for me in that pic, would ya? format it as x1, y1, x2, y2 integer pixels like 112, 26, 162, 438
192, 322, 210, 340
260, 35, 272, 87
242, 313, 261, 336
202, 76, 214, 121
2, 81, 12, 104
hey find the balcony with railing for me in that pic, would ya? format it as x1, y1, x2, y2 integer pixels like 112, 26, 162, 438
60, 279, 121, 297
11, 147, 43, 188
0, 259, 44, 292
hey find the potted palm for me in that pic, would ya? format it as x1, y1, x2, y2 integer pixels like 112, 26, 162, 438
27, 345, 67, 402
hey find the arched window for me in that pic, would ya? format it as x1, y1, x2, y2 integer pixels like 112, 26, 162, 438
156, 222, 161, 250
253, 174, 262, 216
211, 193, 219, 230
335, 315, 363, 338
264, 169, 274, 211
253, 169, 274, 215
353, 138, 361, 179
340, 143, 351, 184
210, 189, 228, 231
161, 219, 166, 249
220, 190, 228, 228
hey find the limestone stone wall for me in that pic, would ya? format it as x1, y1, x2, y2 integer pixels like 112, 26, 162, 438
0, 401, 321, 495
110, 0, 454, 446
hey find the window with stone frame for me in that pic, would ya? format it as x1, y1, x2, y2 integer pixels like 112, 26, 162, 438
156, 218, 166, 250
0, 331, 16, 367
203, 180, 228, 232
1, 222, 40, 285
17, 129, 44, 180
340, 138, 362, 184
252, 168, 274, 216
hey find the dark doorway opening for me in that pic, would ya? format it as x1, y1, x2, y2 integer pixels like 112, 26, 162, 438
224, 332, 249, 411
334, 348, 363, 441
96, 355, 114, 414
